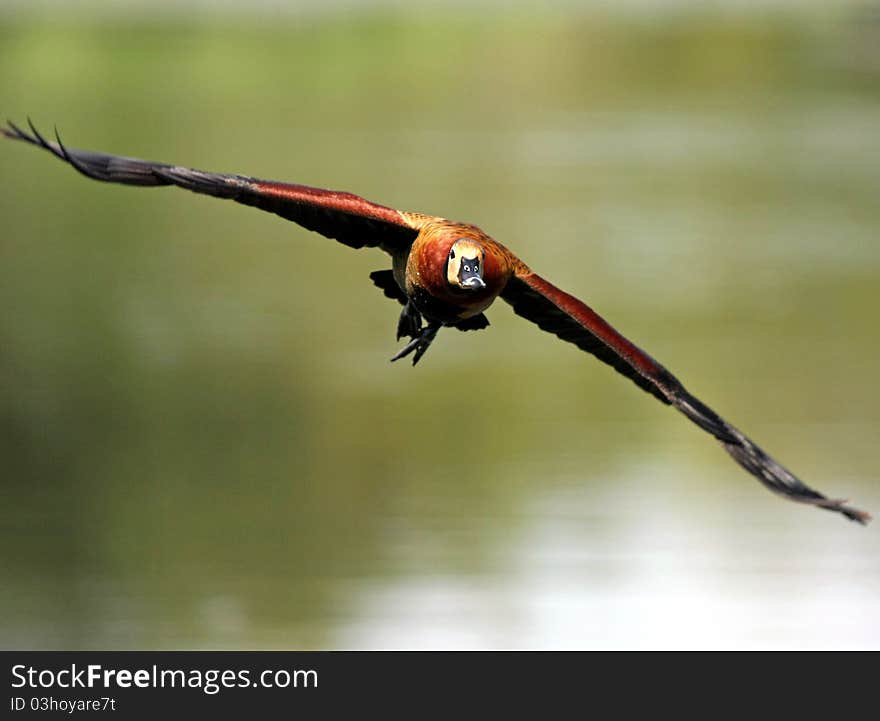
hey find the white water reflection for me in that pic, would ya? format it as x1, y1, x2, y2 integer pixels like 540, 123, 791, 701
338, 463, 880, 649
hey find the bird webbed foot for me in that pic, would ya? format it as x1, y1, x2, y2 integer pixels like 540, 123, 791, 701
390, 323, 440, 366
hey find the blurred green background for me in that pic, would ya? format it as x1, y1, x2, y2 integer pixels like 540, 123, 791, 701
1, 0, 878, 649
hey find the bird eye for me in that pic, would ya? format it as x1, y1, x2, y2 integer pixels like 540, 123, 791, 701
464, 265, 470, 272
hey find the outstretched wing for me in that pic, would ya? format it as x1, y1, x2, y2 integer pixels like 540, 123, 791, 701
2, 120, 424, 251
502, 267, 870, 524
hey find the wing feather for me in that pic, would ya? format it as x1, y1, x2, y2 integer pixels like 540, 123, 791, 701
2, 120, 423, 251
502, 269, 870, 524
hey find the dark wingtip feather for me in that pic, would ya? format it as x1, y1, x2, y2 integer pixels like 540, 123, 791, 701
814, 499, 871, 525
673, 385, 871, 525
1, 119, 18, 139
3, 117, 68, 162
4, 118, 32, 143
52, 124, 98, 179
27, 117, 64, 160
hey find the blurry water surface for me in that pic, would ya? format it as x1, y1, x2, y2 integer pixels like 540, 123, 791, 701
1, 2, 878, 649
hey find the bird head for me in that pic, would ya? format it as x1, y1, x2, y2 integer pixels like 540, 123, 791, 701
446, 238, 486, 291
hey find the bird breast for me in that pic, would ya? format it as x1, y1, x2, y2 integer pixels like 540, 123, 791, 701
404, 221, 513, 322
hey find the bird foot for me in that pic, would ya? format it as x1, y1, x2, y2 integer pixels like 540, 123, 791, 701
391, 324, 440, 366
397, 301, 423, 341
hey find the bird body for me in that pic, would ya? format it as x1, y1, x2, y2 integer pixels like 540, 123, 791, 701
2, 119, 869, 524
403, 220, 514, 323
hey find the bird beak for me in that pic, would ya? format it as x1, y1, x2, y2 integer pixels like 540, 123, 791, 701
460, 276, 486, 290
459, 260, 486, 290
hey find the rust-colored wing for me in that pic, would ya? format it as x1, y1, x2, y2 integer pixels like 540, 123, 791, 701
2, 120, 425, 251
502, 266, 870, 524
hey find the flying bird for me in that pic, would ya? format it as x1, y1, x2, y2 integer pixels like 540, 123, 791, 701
3, 119, 870, 524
